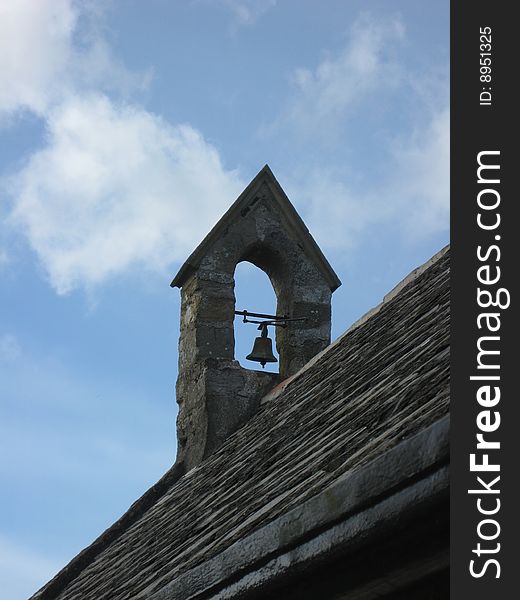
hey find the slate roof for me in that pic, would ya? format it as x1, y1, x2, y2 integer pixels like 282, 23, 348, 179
34, 246, 450, 600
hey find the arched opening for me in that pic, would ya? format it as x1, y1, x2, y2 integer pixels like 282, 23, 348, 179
234, 261, 279, 373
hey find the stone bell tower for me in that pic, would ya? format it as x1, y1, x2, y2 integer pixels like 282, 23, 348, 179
171, 165, 341, 470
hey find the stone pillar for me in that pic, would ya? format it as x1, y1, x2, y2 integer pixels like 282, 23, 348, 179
176, 271, 278, 470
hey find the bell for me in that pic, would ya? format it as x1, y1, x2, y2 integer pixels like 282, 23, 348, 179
246, 324, 277, 368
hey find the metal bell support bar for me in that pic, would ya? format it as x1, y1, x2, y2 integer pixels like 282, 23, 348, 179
235, 310, 306, 368
234, 310, 306, 328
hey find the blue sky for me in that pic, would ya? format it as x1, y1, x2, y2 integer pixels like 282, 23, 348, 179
0, 1, 448, 597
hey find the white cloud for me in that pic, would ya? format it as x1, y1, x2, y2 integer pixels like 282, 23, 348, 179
0, 0, 143, 119
0, 249, 8, 267
0, 0, 75, 116
1, 2, 447, 292
0, 334, 21, 361
278, 13, 448, 247
220, 0, 277, 26
280, 13, 405, 137
290, 104, 449, 249
390, 106, 449, 237
0, 535, 63, 600
8, 94, 243, 294
0, 0, 242, 294
288, 169, 384, 251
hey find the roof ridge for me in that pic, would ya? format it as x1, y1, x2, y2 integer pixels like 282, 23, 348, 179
261, 244, 450, 405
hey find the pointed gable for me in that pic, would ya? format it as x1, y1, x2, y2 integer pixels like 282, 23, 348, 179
170, 165, 341, 291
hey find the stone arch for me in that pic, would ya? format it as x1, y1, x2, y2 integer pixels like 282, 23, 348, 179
233, 259, 280, 372
235, 241, 292, 371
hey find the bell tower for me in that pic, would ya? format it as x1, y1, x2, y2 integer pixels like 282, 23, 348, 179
171, 165, 341, 470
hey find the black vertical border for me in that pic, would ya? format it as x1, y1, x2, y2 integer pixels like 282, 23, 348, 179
451, 2, 518, 597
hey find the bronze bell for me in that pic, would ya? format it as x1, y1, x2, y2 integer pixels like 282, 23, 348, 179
246, 323, 277, 368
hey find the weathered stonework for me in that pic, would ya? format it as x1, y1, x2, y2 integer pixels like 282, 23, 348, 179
172, 165, 341, 470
